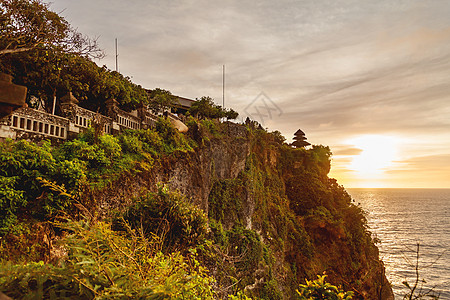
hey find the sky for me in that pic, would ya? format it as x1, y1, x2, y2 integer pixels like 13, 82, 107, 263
45, 0, 450, 188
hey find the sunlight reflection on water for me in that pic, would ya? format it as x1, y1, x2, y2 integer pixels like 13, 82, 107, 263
347, 188, 450, 299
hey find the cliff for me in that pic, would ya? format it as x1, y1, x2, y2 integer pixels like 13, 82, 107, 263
0, 118, 393, 299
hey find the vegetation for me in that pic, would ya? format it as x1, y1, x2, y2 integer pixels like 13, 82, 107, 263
0, 0, 102, 57
0, 114, 397, 299
189, 96, 238, 120
0, 219, 215, 299
0, 118, 194, 235
1, 47, 148, 112
147, 88, 179, 114
115, 187, 209, 253
296, 274, 354, 300
203, 125, 390, 299
1, 0, 147, 112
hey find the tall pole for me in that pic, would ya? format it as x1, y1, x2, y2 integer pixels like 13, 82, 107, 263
222, 65, 225, 108
115, 38, 118, 72
52, 57, 60, 115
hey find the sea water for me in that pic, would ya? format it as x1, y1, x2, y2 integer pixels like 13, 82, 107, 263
347, 189, 450, 299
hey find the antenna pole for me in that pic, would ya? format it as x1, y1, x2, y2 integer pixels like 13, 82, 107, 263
222, 64, 225, 108
115, 38, 118, 72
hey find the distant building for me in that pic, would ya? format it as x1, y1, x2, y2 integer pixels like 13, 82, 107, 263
292, 129, 311, 148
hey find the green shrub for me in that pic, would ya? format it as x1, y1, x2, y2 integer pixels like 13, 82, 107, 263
0, 140, 82, 227
201, 118, 221, 136
208, 176, 246, 226
56, 139, 109, 169
0, 176, 25, 234
185, 115, 198, 129
133, 129, 164, 156
227, 226, 263, 277
118, 132, 144, 154
296, 274, 354, 299
156, 116, 177, 141
54, 159, 87, 191
115, 186, 208, 252
98, 134, 122, 159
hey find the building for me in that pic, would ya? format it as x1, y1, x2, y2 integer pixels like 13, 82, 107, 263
0, 74, 192, 143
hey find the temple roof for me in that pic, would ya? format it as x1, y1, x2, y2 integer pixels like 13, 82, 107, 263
294, 129, 305, 136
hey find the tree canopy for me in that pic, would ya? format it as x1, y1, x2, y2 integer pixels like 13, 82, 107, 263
1, 49, 147, 112
147, 88, 178, 114
0, 0, 102, 58
189, 96, 238, 120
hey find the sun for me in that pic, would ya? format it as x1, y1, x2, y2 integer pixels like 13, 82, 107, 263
348, 135, 399, 178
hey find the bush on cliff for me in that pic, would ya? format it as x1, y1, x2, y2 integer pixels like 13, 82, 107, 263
296, 274, 354, 300
114, 186, 209, 253
0, 219, 215, 299
0, 139, 84, 233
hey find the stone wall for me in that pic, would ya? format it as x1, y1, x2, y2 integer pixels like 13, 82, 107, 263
115, 110, 141, 131
137, 106, 158, 130
0, 107, 69, 143
0, 92, 182, 143
60, 102, 112, 139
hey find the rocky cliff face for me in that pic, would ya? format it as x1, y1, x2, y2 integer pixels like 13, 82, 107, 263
90, 122, 250, 214
162, 122, 250, 211
87, 122, 393, 299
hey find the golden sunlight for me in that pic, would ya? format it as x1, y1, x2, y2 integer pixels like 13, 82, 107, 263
348, 135, 399, 178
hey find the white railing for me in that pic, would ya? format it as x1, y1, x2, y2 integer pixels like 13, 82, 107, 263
11, 114, 66, 139
117, 115, 140, 130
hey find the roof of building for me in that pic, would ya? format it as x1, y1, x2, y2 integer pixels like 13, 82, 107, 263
176, 96, 196, 109
294, 129, 305, 136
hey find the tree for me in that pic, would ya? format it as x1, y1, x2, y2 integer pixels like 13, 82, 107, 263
189, 96, 238, 120
148, 88, 178, 114
402, 243, 440, 300
225, 108, 239, 120
292, 129, 311, 148
1, 44, 147, 112
0, 0, 107, 113
189, 96, 217, 119
271, 130, 286, 145
0, 0, 103, 58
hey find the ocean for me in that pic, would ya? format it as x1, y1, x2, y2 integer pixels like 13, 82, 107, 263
347, 189, 450, 299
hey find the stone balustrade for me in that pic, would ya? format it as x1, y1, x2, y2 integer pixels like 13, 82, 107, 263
0, 90, 179, 143
0, 76, 187, 143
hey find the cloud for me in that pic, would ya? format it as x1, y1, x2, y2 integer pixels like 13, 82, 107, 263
379, 154, 450, 187
392, 154, 450, 172
332, 147, 363, 156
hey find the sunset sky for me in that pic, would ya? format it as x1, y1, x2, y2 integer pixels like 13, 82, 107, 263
45, 0, 450, 188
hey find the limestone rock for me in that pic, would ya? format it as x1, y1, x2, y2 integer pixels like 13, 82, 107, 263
170, 117, 189, 132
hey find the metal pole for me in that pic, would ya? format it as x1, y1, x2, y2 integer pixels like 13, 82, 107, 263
52, 94, 57, 115
115, 38, 118, 72
222, 65, 225, 108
